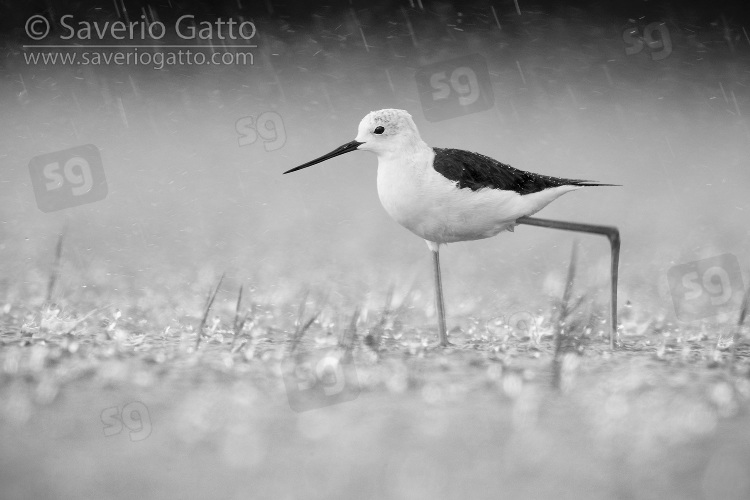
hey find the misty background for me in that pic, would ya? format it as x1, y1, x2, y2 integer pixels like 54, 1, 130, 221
1, 0, 749, 324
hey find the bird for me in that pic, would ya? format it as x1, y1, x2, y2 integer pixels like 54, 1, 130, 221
284, 109, 620, 348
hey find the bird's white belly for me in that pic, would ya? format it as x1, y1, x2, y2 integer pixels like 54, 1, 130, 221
376, 155, 580, 244
376, 158, 513, 244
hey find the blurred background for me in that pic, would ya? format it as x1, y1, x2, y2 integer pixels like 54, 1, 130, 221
1, 0, 749, 321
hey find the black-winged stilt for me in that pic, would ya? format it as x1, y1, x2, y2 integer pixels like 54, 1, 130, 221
284, 109, 620, 348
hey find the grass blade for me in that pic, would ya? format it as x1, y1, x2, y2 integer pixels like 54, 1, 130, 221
46, 231, 65, 303
730, 284, 750, 370
195, 273, 225, 349
553, 240, 579, 388
289, 290, 327, 353
231, 285, 249, 348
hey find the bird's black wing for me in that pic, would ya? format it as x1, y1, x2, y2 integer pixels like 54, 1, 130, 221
432, 148, 606, 195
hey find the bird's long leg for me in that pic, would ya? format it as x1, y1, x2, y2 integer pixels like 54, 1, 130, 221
516, 216, 620, 349
428, 242, 450, 347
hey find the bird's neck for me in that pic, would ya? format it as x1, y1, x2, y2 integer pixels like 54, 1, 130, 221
378, 139, 431, 162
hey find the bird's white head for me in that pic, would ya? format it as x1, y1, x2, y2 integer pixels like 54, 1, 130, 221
283, 109, 424, 175
354, 109, 423, 156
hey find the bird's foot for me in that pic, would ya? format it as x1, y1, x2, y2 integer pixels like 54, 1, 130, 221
425, 339, 455, 350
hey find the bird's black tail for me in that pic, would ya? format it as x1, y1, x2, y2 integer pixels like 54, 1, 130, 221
569, 180, 621, 187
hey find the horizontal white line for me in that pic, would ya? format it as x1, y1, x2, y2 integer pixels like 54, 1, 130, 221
23, 45, 258, 49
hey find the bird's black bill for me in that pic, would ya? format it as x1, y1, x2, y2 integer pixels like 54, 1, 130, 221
283, 140, 364, 174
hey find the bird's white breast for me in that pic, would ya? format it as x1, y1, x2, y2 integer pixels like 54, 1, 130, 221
376, 147, 581, 244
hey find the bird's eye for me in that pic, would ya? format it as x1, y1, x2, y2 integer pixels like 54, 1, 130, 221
374, 126, 385, 135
